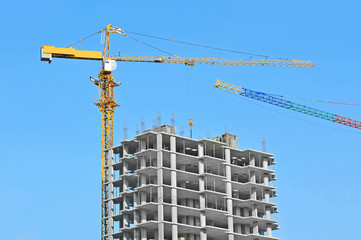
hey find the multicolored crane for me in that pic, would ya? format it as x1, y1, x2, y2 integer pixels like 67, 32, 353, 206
40, 24, 315, 240
214, 79, 361, 130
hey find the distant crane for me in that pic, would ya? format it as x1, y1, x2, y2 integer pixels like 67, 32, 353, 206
214, 79, 361, 130
40, 24, 314, 240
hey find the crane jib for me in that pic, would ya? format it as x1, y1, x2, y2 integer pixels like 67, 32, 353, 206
215, 79, 361, 130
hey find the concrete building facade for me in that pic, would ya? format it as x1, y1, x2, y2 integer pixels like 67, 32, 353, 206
103, 125, 279, 240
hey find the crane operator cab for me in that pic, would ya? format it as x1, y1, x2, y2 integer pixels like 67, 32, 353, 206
103, 59, 117, 73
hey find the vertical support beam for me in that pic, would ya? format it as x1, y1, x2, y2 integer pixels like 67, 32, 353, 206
265, 206, 271, 220
225, 148, 234, 240
244, 224, 251, 234
108, 150, 114, 240
122, 144, 129, 158
266, 223, 272, 237
264, 190, 270, 203
140, 209, 147, 223
250, 171, 256, 183
252, 221, 259, 235
141, 228, 147, 240
250, 155, 255, 167
243, 207, 250, 217
134, 229, 140, 240
251, 188, 257, 200
170, 136, 178, 240
198, 142, 207, 240
263, 157, 269, 169
264, 173, 269, 186
156, 133, 164, 240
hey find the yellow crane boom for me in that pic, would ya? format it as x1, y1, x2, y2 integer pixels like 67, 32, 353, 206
41, 45, 314, 67
40, 24, 314, 240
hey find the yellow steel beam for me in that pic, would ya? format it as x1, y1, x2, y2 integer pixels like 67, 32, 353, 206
41, 45, 103, 62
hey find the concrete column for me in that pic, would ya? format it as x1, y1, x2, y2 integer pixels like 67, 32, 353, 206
123, 162, 128, 191
141, 228, 147, 240
252, 204, 258, 217
263, 158, 268, 169
264, 173, 269, 186
140, 174, 146, 186
252, 221, 259, 235
234, 223, 242, 233
133, 191, 138, 207
227, 212, 234, 229
225, 149, 232, 180
158, 203, 164, 240
250, 171, 256, 183
250, 155, 255, 167
172, 205, 178, 240
154, 230, 159, 240
170, 138, 178, 240
251, 188, 257, 200
156, 133, 164, 240
140, 191, 147, 205
243, 207, 250, 217
200, 194, 205, 209
170, 136, 177, 206
134, 229, 140, 240
228, 232, 234, 240
140, 155, 146, 169
134, 210, 140, 225
107, 150, 114, 239
140, 139, 146, 151
199, 143, 207, 240
265, 207, 271, 220
265, 190, 270, 203
234, 207, 241, 216
200, 230, 207, 240
225, 148, 234, 240
123, 144, 129, 157
188, 215, 194, 225
244, 224, 251, 234
199, 159, 205, 194
140, 209, 147, 223
198, 142, 204, 157
123, 214, 129, 228
266, 223, 272, 237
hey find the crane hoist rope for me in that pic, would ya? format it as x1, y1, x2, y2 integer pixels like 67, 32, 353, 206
260, 92, 361, 106
123, 30, 288, 60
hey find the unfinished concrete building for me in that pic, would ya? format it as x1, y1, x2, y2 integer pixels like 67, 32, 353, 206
104, 125, 279, 240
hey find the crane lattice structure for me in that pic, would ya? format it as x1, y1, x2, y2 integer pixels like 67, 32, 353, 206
40, 24, 314, 240
214, 79, 361, 130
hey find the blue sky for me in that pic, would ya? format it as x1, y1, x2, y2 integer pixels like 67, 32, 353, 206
1, 1, 361, 240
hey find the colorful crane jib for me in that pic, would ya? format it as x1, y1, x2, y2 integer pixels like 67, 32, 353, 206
214, 79, 361, 130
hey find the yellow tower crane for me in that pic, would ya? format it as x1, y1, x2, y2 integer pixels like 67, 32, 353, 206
40, 24, 314, 240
